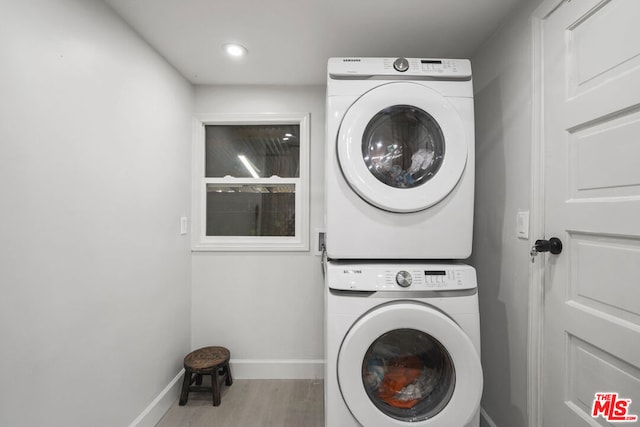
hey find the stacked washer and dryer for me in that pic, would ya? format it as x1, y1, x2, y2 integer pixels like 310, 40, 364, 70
324, 57, 483, 427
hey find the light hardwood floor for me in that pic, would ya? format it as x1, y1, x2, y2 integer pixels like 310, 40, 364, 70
156, 379, 324, 427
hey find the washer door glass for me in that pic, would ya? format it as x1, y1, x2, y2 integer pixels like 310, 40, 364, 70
337, 82, 468, 213
337, 302, 482, 427
363, 106, 444, 189
362, 329, 455, 422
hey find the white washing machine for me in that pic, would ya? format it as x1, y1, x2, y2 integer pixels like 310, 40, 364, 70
324, 261, 482, 427
325, 57, 475, 259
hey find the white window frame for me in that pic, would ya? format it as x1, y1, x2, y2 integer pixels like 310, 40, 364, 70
191, 113, 310, 251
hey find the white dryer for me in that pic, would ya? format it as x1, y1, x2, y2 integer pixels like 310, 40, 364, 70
325, 57, 475, 259
324, 261, 482, 427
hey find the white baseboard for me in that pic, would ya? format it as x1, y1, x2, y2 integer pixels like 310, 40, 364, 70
231, 359, 324, 379
480, 407, 499, 427
128, 369, 184, 427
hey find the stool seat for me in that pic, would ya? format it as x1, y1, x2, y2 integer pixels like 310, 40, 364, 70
184, 346, 230, 371
179, 346, 233, 406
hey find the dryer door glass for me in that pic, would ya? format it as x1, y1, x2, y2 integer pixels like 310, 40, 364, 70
337, 82, 468, 212
362, 105, 445, 189
361, 328, 455, 422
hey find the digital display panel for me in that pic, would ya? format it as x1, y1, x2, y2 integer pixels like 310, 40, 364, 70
425, 270, 446, 276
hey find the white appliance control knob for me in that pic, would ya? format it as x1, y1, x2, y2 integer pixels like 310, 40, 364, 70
393, 57, 409, 72
395, 270, 412, 287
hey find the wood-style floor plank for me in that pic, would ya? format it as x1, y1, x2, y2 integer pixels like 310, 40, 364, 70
156, 379, 324, 427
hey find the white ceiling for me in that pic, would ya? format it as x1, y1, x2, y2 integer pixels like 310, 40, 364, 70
105, 0, 526, 86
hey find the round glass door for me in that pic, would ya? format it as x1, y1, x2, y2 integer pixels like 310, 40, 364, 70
362, 329, 455, 422
363, 106, 444, 189
337, 82, 468, 213
337, 302, 482, 427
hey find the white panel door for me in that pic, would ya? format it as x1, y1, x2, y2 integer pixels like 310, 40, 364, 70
542, 0, 640, 425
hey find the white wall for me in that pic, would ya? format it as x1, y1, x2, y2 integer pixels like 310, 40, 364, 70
192, 85, 325, 378
470, 1, 543, 426
0, 1, 193, 426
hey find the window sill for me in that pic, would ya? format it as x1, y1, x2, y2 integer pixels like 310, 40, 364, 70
192, 237, 309, 252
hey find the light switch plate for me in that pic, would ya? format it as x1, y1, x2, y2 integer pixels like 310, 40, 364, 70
517, 211, 529, 239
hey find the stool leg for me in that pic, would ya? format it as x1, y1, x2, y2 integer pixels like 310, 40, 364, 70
179, 369, 192, 406
224, 362, 233, 386
212, 373, 221, 406
195, 373, 203, 385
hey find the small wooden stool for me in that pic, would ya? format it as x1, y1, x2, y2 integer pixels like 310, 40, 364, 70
179, 346, 233, 406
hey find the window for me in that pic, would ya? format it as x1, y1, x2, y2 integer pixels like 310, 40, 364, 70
191, 114, 310, 251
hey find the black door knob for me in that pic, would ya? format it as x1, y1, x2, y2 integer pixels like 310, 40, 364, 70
534, 237, 563, 255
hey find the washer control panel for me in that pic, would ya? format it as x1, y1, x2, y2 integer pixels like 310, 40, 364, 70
327, 262, 477, 291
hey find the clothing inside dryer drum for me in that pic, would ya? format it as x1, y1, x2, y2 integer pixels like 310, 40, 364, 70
362, 105, 445, 188
362, 328, 455, 422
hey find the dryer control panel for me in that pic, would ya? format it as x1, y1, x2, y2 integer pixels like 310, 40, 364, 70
327, 262, 477, 291
328, 57, 472, 80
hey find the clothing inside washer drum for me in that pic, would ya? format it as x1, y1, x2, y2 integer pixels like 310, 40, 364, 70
361, 328, 456, 422
361, 105, 445, 189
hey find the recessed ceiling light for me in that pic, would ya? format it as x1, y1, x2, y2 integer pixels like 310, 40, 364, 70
223, 43, 248, 58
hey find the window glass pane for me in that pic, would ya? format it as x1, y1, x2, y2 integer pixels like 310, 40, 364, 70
362, 328, 455, 422
206, 184, 295, 236
362, 105, 444, 189
205, 125, 300, 178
